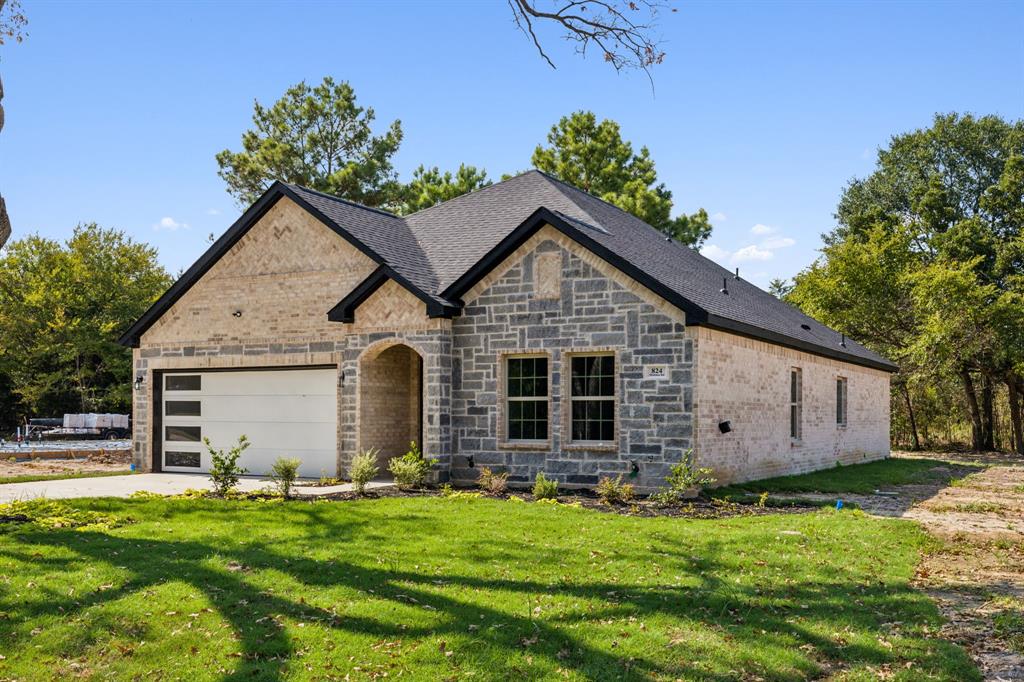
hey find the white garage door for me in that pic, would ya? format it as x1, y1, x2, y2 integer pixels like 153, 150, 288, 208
160, 368, 337, 477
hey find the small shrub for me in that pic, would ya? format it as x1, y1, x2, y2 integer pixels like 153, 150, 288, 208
477, 467, 509, 495
206, 435, 250, 496
349, 449, 380, 495
532, 472, 558, 500
269, 456, 302, 498
388, 441, 437, 489
596, 475, 635, 505
655, 449, 715, 506
757, 491, 770, 508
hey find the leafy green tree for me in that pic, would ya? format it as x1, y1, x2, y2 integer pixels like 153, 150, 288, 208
794, 113, 1024, 452
0, 225, 172, 428
216, 77, 403, 208
532, 111, 712, 247
398, 164, 491, 214
767, 278, 793, 300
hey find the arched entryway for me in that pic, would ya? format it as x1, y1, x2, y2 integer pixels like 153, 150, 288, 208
358, 342, 424, 471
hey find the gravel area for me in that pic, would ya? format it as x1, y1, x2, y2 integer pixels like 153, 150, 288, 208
0, 439, 131, 455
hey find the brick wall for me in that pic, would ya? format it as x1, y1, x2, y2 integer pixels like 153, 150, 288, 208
358, 343, 422, 468
450, 226, 693, 490
692, 326, 891, 484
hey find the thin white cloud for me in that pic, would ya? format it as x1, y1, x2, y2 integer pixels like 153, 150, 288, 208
711, 212, 728, 222
731, 245, 773, 263
760, 236, 795, 249
153, 216, 189, 231
206, 208, 221, 216
700, 243, 730, 265
750, 223, 775, 235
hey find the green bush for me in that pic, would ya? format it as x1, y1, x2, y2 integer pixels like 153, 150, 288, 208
206, 435, 250, 496
654, 449, 715, 505
596, 474, 635, 505
387, 441, 437, 489
349, 448, 380, 494
532, 471, 558, 500
477, 467, 508, 495
269, 456, 302, 498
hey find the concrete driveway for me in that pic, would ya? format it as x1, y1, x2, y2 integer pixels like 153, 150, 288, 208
0, 473, 389, 503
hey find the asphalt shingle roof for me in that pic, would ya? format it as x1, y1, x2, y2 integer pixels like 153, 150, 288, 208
122, 171, 897, 371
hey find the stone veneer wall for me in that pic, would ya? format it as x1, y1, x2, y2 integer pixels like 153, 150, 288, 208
692, 326, 891, 485
450, 227, 693, 490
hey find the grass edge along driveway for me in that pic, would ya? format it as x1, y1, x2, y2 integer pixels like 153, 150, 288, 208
0, 496, 978, 681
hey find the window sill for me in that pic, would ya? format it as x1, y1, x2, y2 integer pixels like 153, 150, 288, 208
498, 440, 551, 451
563, 440, 618, 452
790, 438, 803, 447
837, 424, 848, 430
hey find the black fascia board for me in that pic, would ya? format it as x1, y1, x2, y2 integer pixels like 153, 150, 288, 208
327, 266, 389, 323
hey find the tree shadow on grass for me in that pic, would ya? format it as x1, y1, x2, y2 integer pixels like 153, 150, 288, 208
0, 505, 980, 681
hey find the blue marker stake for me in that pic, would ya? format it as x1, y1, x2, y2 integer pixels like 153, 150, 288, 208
836, 499, 843, 510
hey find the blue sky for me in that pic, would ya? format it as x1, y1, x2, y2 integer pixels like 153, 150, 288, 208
1, 0, 1021, 287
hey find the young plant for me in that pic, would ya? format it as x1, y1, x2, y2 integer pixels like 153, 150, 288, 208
656, 449, 715, 505
269, 456, 302, 498
532, 471, 558, 500
477, 467, 509, 495
387, 441, 437, 489
349, 448, 380, 495
205, 435, 250, 497
596, 474, 635, 505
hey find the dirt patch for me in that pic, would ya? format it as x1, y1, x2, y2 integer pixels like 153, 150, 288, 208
0, 451, 131, 479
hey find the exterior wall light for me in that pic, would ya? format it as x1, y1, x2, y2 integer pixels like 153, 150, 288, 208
718, 420, 732, 434
133, 374, 145, 392
232, 310, 243, 318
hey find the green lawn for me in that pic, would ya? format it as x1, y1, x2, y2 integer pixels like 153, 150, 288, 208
711, 456, 970, 497
0, 496, 977, 681
0, 470, 133, 485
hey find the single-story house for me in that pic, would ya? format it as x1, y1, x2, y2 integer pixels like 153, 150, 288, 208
120, 170, 897, 488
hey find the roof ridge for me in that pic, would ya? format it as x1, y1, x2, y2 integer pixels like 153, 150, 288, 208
401, 170, 549, 219
284, 182, 403, 219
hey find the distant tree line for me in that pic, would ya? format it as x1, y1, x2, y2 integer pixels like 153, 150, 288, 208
784, 114, 1024, 454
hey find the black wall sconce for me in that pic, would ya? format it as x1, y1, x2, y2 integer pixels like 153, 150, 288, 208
133, 374, 145, 392
466, 455, 475, 469
718, 420, 732, 434
232, 310, 243, 318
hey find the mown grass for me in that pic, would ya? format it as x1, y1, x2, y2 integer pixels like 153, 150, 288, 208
0, 496, 977, 681
0, 470, 133, 485
712, 457, 972, 497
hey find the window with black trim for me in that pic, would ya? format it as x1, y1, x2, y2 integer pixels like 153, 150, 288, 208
166, 400, 201, 417
790, 368, 803, 440
166, 425, 202, 442
165, 451, 201, 467
506, 356, 549, 441
570, 355, 615, 442
166, 375, 201, 391
836, 376, 848, 426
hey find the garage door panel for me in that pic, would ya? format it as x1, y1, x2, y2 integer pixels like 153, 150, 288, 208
198, 396, 336, 423
161, 368, 337, 477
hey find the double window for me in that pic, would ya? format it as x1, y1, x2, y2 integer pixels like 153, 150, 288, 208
506, 357, 549, 441
570, 355, 615, 442
503, 353, 617, 446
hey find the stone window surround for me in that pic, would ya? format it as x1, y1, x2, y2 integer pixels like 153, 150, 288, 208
561, 348, 619, 452
497, 350, 554, 450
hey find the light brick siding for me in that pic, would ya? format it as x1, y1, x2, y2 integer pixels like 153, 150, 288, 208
357, 344, 422, 468
692, 326, 890, 484
131, 198, 451, 476
450, 228, 694, 490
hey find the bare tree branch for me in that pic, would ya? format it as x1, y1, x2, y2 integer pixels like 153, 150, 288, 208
508, 0, 669, 82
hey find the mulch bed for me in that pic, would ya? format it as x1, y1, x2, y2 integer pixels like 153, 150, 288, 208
306, 486, 819, 519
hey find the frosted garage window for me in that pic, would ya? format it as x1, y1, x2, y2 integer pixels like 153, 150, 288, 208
165, 451, 200, 467
166, 426, 201, 442
165, 400, 201, 417
165, 375, 201, 391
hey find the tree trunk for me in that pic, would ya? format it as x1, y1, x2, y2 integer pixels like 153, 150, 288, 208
900, 383, 921, 451
960, 368, 984, 451
1008, 373, 1024, 456
981, 374, 995, 451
